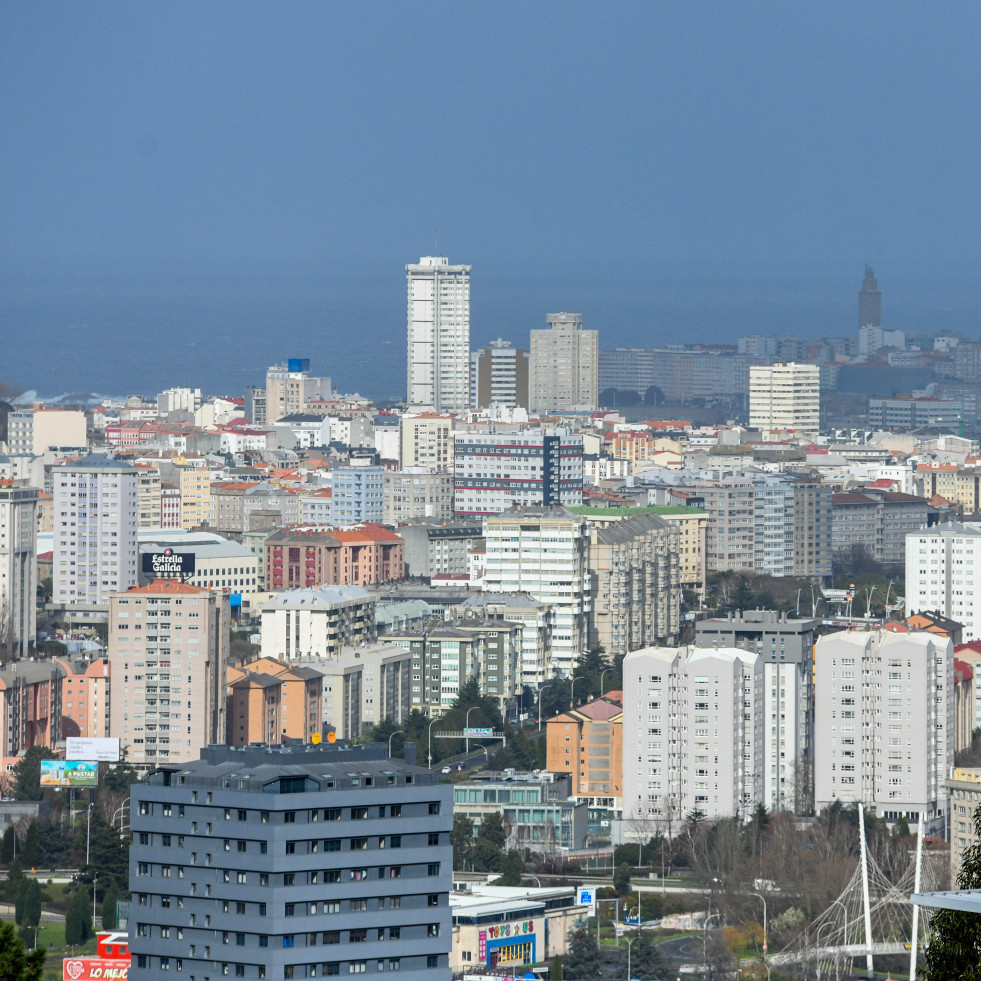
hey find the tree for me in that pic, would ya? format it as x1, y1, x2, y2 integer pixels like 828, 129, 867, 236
12, 747, 56, 802
451, 815, 475, 869
479, 812, 507, 850
86, 808, 129, 889
101, 880, 121, 930
613, 862, 632, 896
65, 888, 93, 946
3, 858, 25, 904
0, 920, 45, 979
626, 930, 665, 979
14, 880, 40, 932
563, 920, 602, 980
921, 804, 981, 980
498, 850, 522, 887
549, 955, 563, 980
19, 821, 39, 868
0, 826, 16, 865
37, 816, 73, 869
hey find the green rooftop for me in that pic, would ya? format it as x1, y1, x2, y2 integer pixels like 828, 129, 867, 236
571, 505, 706, 517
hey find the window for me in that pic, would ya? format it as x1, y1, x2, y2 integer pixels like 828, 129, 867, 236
427, 957, 438, 968
389, 836, 401, 848
350, 838, 367, 851
428, 863, 440, 876
388, 927, 400, 940
324, 932, 340, 945
286, 842, 296, 855
427, 924, 440, 937
284, 874, 296, 886
428, 833, 439, 846
324, 839, 341, 852
324, 808, 341, 821
349, 900, 367, 912
285, 811, 296, 823
283, 936, 295, 948
285, 904, 295, 917
428, 802, 441, 815
427, 894, 439, 907
349, 929, 367, 943
390, 805, 401, 817
348, 964, 366, 975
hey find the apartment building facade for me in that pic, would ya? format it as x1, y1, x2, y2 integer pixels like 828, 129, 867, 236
0, 481, 38, 658
528, 313, 598, 414
128, 743, 453, 981
622, 645, 764, 824
108, 580, 229, 768
833, 490, 932, 565
814, 629, 953, 830
748, 362, 820, 434
260, 585, 377, 660
453, 431, 584, 517
546, 693, 623, 808
383, 469, 453, 526
482, 507, 590, 675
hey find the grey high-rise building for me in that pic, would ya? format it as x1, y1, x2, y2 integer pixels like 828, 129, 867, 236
128, 743, 453, 981
858, 265, 882, 329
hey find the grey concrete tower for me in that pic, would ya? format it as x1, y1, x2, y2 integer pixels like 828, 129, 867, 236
858, 264, 882, 328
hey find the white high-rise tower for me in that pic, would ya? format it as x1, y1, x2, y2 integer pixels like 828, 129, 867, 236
406, 256, 471, 413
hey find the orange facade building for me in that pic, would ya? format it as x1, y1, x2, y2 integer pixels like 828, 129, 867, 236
546, 692, 623, 807
226, 656, 323, 745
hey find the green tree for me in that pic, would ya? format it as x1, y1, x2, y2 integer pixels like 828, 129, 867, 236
65, 889, 92, 946
37, 817, 73, 869
0, 826, 16, 865
0, 920, 45, 978
563, 920, 602, 980
479, 812, 506, 850
626, 930, 665, 979
102, 760, 142, 793
14, 880, 40, 931
497, 850, 522, 887
921, 805, 981, 980
86, 809, 129, 889
550, 955, 563, 979
470, 838, 503, 873
450, 815, 475, 869
19, 821, 39, 868
101, 880, 120, 930
12, 747, 56, 802
613, 862, 632, 896
3, 858, 25, 904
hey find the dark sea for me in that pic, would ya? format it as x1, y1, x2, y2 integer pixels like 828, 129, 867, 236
3, 269, 980, 403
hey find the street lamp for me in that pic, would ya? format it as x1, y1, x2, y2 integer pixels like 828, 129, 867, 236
752, 891, 769, 978
599, 668, 609, 698
702, 912, 721, 963
624, 935, 634, 980
537, 685, 554, 732
465, 707, 479, 754
85, 803, 93, 866
387, 730, 403, 758
92, 871, 99, 926
570, 676, 580, 709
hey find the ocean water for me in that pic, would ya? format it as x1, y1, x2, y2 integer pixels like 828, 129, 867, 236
2, 269, 980, 403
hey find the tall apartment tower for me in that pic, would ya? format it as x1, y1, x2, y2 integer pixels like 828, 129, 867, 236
748, 362, 820, 434
406, 256, 471, 413
859, 264, 882, 328
53, 454, 139, 606
128, 743, 453, 981
0, 482, 39, 658
529, 313, 599, 414
622, 645, 764, 825
482, 506, 590, 675
814, 629, 953, 831
906, 521, 981, 641
471, 339, 529, 409
108, 579, 229, 768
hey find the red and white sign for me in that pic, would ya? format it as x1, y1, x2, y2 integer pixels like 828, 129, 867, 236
63, 958, 130, 980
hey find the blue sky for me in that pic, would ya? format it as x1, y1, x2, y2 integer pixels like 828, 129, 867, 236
2, 3, 980, 395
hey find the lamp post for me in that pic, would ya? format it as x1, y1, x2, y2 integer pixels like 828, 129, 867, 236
570, 676, 580, 709
702, 912, 721, 964
465, 707, 478, 754
92, 871, 98, 926
599, 668, 609, 699
537, 685, 554, 732
387, 730, 403, 759
85, 803, 93, 866
752, 891, 769, 979
624, 935, 634, 980
112, 799, 130, 832
472, 744, 489, 764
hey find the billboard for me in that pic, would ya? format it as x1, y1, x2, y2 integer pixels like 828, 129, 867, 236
41, 761, 98, 787
67, 737, 120, 762
63, 961, 129, 980
464, 727, 493, 738
141, 548, 195, 578
576, 886, 596, 911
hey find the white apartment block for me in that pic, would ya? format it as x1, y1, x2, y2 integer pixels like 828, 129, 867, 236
529, 313, 599, 414
156, 387, 202, 416
622, 645, 764, 824
53, 454, 139, 607
906, 522, 981, 641
0, 482, 38, 657
260, 585, 376, 660
399, 413, 455, 471
482, 507, 590, 675
406, 256, 471, 413
453, 430, 584, 517
264, 360, 332, 424
108, 580, 229, 768
814, 629, 954, 829
7, 408, 87, 456
748, 362, 820, 434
